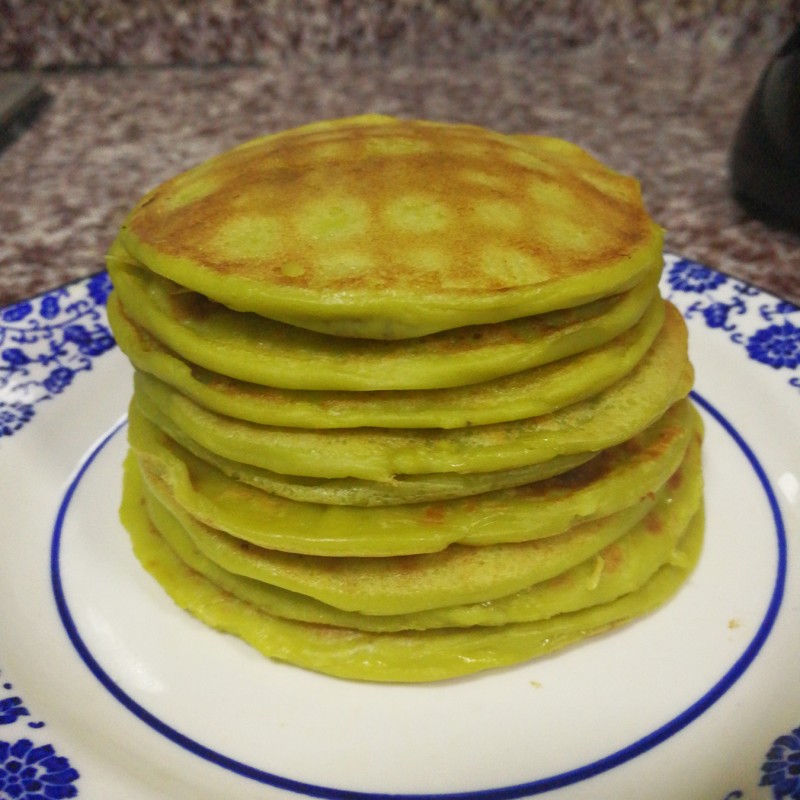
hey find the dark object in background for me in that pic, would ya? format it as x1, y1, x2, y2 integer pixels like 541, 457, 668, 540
730, 25, 800, 230
0, 74, 50, 154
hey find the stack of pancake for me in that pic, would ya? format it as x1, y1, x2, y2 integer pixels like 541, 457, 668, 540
107, 115, 704, 682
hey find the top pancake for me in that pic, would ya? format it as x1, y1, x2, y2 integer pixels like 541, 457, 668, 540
116, 115, 663, 339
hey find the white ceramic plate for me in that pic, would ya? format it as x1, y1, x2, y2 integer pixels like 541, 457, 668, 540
1, 254, 798, 800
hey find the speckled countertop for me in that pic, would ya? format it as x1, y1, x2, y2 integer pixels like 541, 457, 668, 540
1, 3, 799, 309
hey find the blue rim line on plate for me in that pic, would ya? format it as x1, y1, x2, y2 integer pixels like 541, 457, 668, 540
50, 390, 787, 800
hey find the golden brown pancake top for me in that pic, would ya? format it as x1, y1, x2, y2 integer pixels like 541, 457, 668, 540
118, 116, 662, 337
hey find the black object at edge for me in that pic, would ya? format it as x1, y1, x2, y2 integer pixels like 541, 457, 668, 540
730, 24, 800, 231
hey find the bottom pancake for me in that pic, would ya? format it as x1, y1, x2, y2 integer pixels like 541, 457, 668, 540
120, 456, 704, 682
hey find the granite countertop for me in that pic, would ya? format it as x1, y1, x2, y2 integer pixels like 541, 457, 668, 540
1, 33, 799, 309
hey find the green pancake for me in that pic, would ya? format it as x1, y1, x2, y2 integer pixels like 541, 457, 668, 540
107, 250, 661, 392
124, 441, 703, 631
130, 398, 700, 556
130, 303, 692, 481
138, 465, 665, 615
115, 116, 664, 339
130, 397, 597, 506
121, 460, 704, 681
109, 289, 665, 429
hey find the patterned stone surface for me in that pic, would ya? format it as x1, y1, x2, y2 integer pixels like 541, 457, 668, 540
0, 9, 798, 308
1, 0, 797, 67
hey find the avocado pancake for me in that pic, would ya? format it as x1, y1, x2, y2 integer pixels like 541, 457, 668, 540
116, 115, 663, 339
107, 246, 661, 392
108, 116, 704, 681
124, 436, 702, 631
129, 398, 700, 556
132, 429, 701, 616
122, 459, 704, 682
108, 286, 665, 428
129, 302, 691, 481
127, 398, 598, 506
140, 470, 658, 615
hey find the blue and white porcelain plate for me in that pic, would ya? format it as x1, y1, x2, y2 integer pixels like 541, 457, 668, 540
1, 255, 799, 800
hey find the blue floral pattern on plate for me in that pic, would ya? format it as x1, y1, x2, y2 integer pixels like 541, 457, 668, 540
760, 727, 800, 800
0, 260, 798, 797
0, 272, 115, 439
0, 677, 79, 798
664, 255, 800, 392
